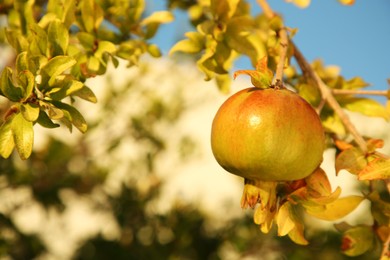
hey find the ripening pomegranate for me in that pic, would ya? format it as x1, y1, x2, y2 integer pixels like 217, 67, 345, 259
211, 87, 325, 182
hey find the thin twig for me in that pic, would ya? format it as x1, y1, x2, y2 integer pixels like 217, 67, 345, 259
332, 89, 389, 96
381, 233, 390, 259
256, 0, 275, 18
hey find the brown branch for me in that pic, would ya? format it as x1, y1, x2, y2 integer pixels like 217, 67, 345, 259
256, 0, 275, 18
381, 233, 390, 260
332, 89, 389, 96
292, 43, 368, 153
273, 28, 288, 86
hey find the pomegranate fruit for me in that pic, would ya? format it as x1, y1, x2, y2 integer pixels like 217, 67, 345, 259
211, 87, 325, 181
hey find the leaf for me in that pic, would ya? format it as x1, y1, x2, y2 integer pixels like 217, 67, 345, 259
16, 52, 29, 74
233, 57, 273, 88
277, 202, 295, 236
341, 226, 374, 257
0, 67, 23, 102
36, 110, 60, 129
48, 19, 69, 56
40, 56, 77, 88
51, 101, 88, 133
47, 80, 84, 100
342, 76, 370, 89
72, 85, 97, 103
11, 112, 34, 160
335, 147, 367, 175
341, 97, 389, 120
305, 196, 364, 221
169, 32, 205, 55
368, 192, 390, 226
338, 0, 355, 5
29, 23, 48, 56
94, 41, 117, 58
210, 0, 240, 21
0, 117, 15, 158
81, 0, 103, 33
285, 0, 311, 8
305, 167, 332, 197
140, 11, 174, 25
17, 70, 35, 101
288, 221, 308, 245
20, 103, 40, 122
358, 158, 390, 180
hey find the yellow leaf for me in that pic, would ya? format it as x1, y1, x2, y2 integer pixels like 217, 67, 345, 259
335, 147, 367, 175
277, 202, 295, 236
305, 196, 364, 221
359, 158, 390, 181
338, 0, 355, 5
285, 0, 311, 8
305, 167, 332, 197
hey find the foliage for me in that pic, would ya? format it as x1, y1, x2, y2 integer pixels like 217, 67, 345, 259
0, 0, 389, 258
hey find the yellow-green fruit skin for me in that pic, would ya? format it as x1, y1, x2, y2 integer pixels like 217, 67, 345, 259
211, 87, 325, 181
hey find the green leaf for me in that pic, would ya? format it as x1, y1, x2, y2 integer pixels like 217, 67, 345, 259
48, 19, 69, 56
16, 52, 29, 74
77, 32, 96, 51
12, 112, 34, 160
226, 17, 265, 66
0, 117, 16, 158
358, 158, 390, 180
72, 85, 97, 103
29, 23, 48, 56
51, 101, 87, 133
305, 196, 364, 221
368, 192, 390, 226
341, 97, 389, 120
47, 80, 84, 100
0, 67, 24, 102
94, 41, 117, 58
342, 76, 370, 89
341, 226, 374, 257
36, 110, 60, 129
233, 56, 273, 88
335, 147, 367, 175
20, 103, 40, 122
169, 32, 205, 55
140, 11, 174, 25
210, 0, 240, 21
17, 70, 35, 101
81, 0, 103, 33
40, 56, 77, 88
5, 30, 29, 53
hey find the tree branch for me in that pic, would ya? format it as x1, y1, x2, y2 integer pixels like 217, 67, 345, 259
292, 42, 368, 153
273, 28, 288, 86
332, 89, 389, 97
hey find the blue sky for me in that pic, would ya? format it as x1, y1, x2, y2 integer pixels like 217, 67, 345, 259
150, 1, 390, 95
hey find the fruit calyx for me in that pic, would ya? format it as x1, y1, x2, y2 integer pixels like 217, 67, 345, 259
233, 56, 274, 89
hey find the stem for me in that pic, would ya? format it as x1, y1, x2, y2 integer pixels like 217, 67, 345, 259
256, 0, 275, 18
332, 89, 389, 96
292, 42, 368, 153
381, 233, 390, 259
273, 28, 288, 86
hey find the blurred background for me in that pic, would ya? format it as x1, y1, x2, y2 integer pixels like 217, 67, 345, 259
0, 0, 390, 259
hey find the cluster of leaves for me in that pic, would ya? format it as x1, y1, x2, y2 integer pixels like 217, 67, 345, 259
0, 0, 173, 159
169, 0, 284, 92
